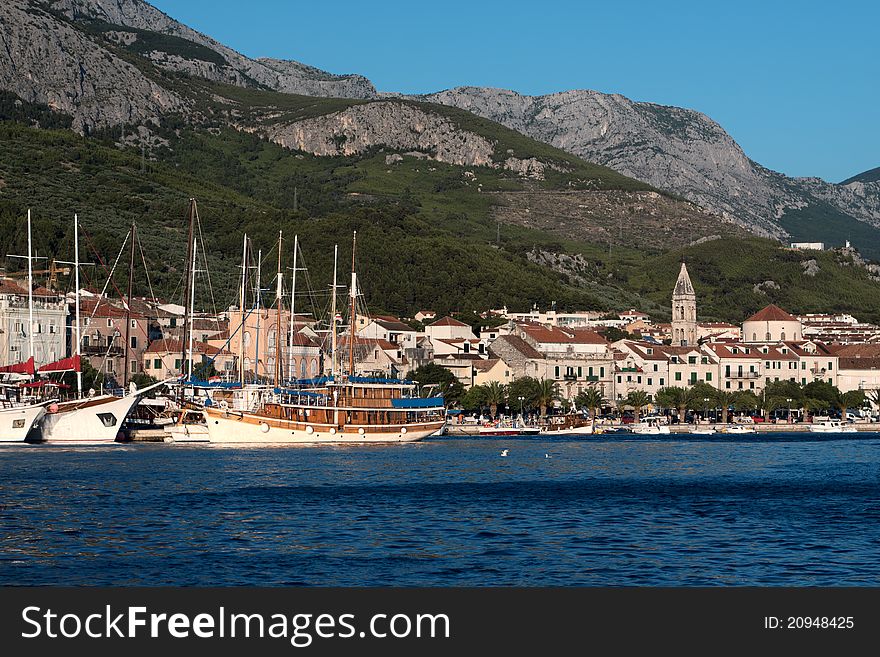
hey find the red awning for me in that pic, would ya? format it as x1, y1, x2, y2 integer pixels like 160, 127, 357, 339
19, 381, 71, 389
37, 355, 80, 374
0, 357, 35, 375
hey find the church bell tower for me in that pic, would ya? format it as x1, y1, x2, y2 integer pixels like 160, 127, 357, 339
672, 262, 697, 346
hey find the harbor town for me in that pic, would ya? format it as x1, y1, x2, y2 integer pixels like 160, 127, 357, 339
2, 212, 880, 442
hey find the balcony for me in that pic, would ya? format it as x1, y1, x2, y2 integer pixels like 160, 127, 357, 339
81, 344, 124, 357
725, 370, 760, 379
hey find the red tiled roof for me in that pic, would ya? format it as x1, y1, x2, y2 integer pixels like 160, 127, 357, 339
838, 357, 880, 370
830, 344, 880, 358
428, 316, 469, 327
745, 304, 798, 323
472, 358, 500, 372
80, 297, 146, 319
518, 322, 608, 345
489, 334, 543, 360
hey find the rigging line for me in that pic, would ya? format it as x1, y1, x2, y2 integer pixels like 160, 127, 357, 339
77, 226, 152, 347
136, 229, 157, 304
195, 210, 219, 320
81, 226, 129, 322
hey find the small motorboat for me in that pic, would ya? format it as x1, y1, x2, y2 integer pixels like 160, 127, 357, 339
808, 420, 857, 434
724, 425, 757, 435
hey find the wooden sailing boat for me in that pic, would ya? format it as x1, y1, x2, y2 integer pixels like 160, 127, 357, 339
200, 232, 446, 444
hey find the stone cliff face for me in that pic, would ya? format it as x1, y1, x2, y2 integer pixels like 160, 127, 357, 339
47, 0, 378, 99
414, 87, 880, 239
262, 101, 562, 176
0, 1, 185, 132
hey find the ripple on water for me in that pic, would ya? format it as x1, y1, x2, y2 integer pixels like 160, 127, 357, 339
1, 437, 879, 585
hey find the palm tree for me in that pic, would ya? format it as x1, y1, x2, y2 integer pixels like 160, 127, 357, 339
536, 378, 558, 418
626, 390, 651, 423
576, 386, 605, 421
656, 386, 690, 424
712, 390, 737, 424
867, 389, 880, 414
615, 397, 629, 422
484, 381, 507, 418
732, 390, 760, 423
835, 390, 866, 422
800, 397, 828, 423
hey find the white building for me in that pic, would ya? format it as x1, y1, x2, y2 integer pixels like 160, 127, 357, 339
0, 279, 67, 368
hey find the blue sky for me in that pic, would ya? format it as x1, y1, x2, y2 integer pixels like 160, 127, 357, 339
150, 0, 878, 183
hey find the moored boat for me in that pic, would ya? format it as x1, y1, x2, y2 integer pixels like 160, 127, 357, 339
201, 378, 445, 444
724, 425, 757, 435
0, 401, 49, 443
808, 420, 857, 433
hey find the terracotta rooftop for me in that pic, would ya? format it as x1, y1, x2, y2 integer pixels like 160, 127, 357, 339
745, 304, 798, 323
518, 322, 607, 345
489, 334, 543, 360
428, 315, 470, 328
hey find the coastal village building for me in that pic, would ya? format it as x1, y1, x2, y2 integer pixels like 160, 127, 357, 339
472, 357, 512, 387
743, 304, 802, 343
0, 278, 67, 369
671, 262, 698, 346
489, 322, 615, 402
830, 344, 880, 393
74, 295, 150, 381
424, 316, 476, 341
143, 338, 235, 380
359, 316, 419, 350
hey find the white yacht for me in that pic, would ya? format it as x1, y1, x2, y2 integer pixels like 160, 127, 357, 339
808, 420, 857, 434
0, 401, 49, 443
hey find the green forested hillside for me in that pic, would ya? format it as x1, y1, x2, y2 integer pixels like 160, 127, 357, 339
1, 94, 879, 324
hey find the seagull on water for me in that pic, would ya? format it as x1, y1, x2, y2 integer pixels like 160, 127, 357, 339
501, 449, 509, 457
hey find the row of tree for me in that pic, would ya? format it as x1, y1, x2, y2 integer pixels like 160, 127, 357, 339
407, 362, 880, 424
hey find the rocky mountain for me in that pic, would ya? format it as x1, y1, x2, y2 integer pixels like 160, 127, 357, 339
2, 0, 878, 259
48, 0, 377, 98
413, 87, 880, 252
842, 167, 880, 185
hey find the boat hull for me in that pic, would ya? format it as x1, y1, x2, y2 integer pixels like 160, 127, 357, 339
540, 425, 596, 436
0, 404, 46, 443
203, 406, 443, 444
40, 395, 140, 445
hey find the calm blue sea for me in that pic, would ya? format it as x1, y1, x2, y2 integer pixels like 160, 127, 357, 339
1, 434, 879, 586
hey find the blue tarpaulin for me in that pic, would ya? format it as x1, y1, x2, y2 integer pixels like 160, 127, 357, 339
391, 397, 445, 409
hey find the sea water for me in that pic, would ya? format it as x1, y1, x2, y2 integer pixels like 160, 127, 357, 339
1, 434, 879, 586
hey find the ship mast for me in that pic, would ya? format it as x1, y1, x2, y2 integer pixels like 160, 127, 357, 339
123, 222, 136, 390
73, 214, 82, 397
348, 230, 357, 377
187, 236, 198, 383
275, 230, 283, 388
288, 234, 299, 382
255, 248, 262, 382
27, 209, 34, 365
238, 233, 248, 386
180, 199, 196, 384
330, 244, 338, 378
